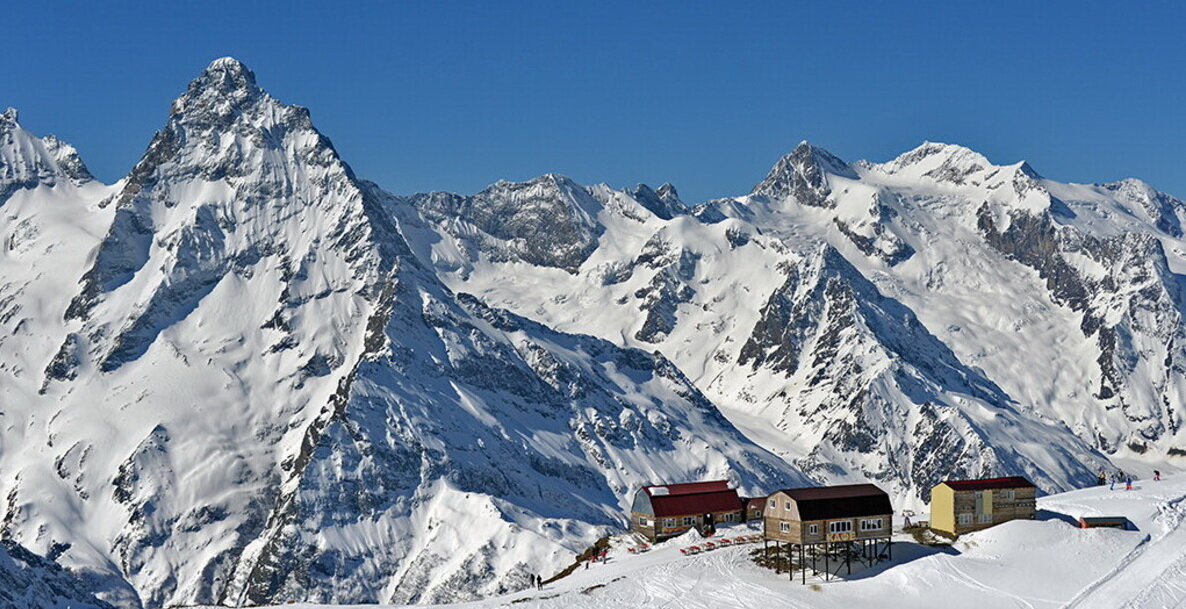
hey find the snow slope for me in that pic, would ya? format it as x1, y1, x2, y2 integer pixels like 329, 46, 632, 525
244, 473, 1186, 609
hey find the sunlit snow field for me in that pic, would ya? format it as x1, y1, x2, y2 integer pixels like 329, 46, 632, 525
226, 474, 1186, 609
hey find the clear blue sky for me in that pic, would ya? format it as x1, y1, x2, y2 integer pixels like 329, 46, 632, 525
4, 1, 1183, 202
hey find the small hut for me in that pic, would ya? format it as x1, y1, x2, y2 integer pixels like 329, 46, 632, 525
629, 480, 744, 542
1078, 516, 1129, 530
763, 484, 893, 583
929, 476, 1036, 536
744, 496, 767, 522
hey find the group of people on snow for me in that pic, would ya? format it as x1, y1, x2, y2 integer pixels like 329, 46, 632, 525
1098, 468, 1162, 490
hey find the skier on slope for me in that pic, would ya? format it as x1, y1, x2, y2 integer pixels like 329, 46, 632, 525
1154, 469, 1162, 481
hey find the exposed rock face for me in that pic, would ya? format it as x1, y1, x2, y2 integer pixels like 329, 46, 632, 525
406, 174, 604, 273
730, 245, 1099, 497
0, 541, 115, 609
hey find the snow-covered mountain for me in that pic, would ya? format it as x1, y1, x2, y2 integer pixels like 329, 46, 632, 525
395, 141, 1186, 506
0, 59, 801, 608
2, 56, 1183, 608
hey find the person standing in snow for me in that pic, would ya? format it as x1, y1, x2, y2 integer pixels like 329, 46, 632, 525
1097, 470, 1108, 486
1109, 473, 1116, 491
1125, 474, 1133, 491
1154, 470, 1161, 481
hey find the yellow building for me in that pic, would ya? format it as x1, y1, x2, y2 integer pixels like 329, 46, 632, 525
930, 476, 1037, 536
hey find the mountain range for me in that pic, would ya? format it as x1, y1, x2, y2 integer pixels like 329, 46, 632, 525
0, 58, 1181, 607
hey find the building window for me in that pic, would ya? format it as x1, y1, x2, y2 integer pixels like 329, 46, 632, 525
958, 513, 973, 525
1000, 489, 1015, 500
808, 524, 819, 535
828, 520, 853, 534
978, 513, 991, 524
664, 518, 675, 527
780, 521, 790, 533
860, 518, 883, 531
785, 500, 792, 510
682, 516, 695, 526
638, 516, 649, 526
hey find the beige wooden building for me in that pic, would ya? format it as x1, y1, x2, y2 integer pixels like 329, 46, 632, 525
929, 476, 1037, 536
763, 484, 893, 582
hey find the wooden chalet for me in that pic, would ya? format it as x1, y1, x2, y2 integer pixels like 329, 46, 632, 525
929, 476, 1037, 536
744, 496, 766, 522
629, 480, 744, 542
763, 484, 894, 583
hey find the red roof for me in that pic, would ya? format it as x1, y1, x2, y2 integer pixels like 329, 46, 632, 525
640, 480, 741, 517
941, 476, 1036, 491
643, 480, 731, 497
650, 490, 742, 517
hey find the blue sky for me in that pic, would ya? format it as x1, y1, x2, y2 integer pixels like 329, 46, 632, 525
4, 1, 1183, 202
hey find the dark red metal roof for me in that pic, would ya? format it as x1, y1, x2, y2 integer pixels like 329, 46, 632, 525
777, 484, 892, 520
642, 480, 731, 497
650, 489, 742, 517
941, 476, 1036, 491
745, 497, 767, 509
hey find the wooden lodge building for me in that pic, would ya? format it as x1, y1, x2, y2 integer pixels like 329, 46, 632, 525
763, 484, 894, 583
929, 476, 1037, 536
630, 480, 744, 542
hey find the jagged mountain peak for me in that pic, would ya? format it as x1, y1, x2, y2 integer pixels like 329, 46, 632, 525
627, 182, 687, 220
1, 109, 95, 196
656, 182, 681, 204
750, 140, 856, 206
168, 56, 275, 127
40, 134, 95, 184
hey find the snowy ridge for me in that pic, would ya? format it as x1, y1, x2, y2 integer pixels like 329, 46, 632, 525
399, 137, 1186, 510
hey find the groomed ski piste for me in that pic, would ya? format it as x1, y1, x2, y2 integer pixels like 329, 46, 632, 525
215, 473, 1186, 609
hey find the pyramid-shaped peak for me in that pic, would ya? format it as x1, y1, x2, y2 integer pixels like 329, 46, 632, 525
171, 56, 263, 119
751, 141, 855, 205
